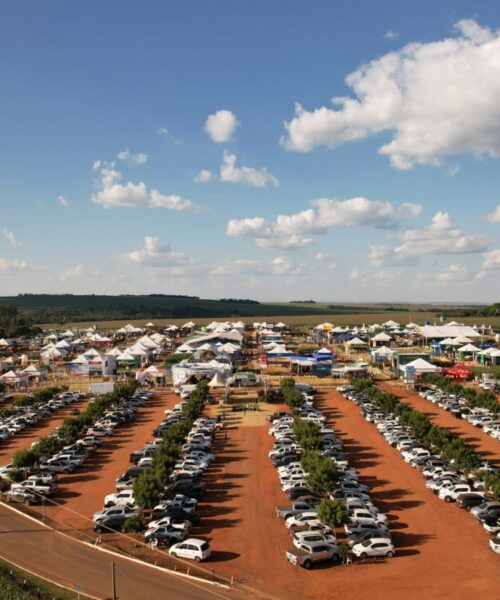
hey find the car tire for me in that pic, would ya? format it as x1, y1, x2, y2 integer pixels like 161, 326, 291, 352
360, 552, 367, 560
331, 554, 340, 563
171, 552, 178, 558
386, 551, 394, 558
24, 499, 31, 506
444, 496, 452, 503
195, 557, 201, 563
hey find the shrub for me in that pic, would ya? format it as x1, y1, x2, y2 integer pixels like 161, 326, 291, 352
318, 499, 349, 527
123, 515, 146, 533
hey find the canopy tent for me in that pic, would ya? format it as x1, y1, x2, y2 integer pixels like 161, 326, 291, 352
400, 358, 441, 379
312, 347, 334, 360
371, 332, 392, 346
208, 371, 227, 388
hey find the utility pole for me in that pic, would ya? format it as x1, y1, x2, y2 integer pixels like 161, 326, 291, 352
111, 562, 116, 600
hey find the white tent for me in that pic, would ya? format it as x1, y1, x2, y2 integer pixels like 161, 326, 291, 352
346, 337, 367, 346
208, 372, 227, 388
371, 332, 391, 345
458, 343, 481, 353
400, 358, 441, 376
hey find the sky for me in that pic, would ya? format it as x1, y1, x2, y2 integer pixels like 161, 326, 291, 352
1, 0, 500, 303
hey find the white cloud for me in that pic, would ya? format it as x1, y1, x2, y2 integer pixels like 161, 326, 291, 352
314, 252, 330, 261
436, 264, 468, 282
282, 20, 500, 169
116, 149, 148, 166
2, 229, 20, 247
227, 196, 420, 250
92, 161, 199, 211
219, 152, 279, 188
157, 127, 182, 145
384, 30, 399, 40
120, 236, 195, 268
370, 212, 488, 266
58, 195, 69, 207
204, 109, 239, 143
487, 204, 500, 223
211, 255, 306, 277
61, 264, 83, 279
0, 258, 29, 272
193, 169, 214, 183
481, 249, 500, 270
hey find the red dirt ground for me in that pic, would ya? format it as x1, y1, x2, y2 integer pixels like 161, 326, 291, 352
380, 382, 500, 466
0, 397, 89, 465
193, 390, 499, 600
32, 391, 174, 529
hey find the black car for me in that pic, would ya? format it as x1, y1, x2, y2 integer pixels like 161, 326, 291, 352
163, 481, 205, 500
287, 486, 311, 500
93, 515, 125, 533
456, 493, 487, 510
164, 507, 200, 525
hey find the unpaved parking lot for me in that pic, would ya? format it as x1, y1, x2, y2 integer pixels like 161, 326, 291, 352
195, 390, 499, 600
380, 382, 500, 466
0, 397, 89, 464
32, 390, 174, 529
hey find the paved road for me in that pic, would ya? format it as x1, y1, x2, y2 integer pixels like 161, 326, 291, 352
0, 504, 240, 600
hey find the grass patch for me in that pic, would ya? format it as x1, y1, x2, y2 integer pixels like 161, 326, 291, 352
0, 556, 87, 599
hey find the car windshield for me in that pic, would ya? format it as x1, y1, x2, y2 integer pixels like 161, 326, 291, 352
361, 539, 372, 547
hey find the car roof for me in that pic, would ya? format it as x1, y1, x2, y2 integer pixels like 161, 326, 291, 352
182, 537, 206, 545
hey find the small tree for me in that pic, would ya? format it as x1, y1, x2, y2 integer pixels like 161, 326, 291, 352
133, 469, 163, 509
318, 498, 350, 528
12, 449, 38, 469
305, 456, 341, 497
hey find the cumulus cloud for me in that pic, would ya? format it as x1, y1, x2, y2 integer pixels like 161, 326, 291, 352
116, 149, 148, 166
487, 204, 500, 223
204, 110, 239, 143
0, 258, 29, 272
370, 212, 488, 266
58, 195, 69, 207
227, 196, 421, 250
2, 229, 20, 247
120, 236, 195, 268
219, 152, 279, 188
193, 169, 214, 183
211, 255, 306, 277
92, 161, 199, 211
282, 20, 500, 169
436, 264, 468, 282
481, 249, 500, 270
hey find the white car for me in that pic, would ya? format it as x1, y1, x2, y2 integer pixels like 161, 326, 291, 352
105, 490, 136, 508
352, 537, 395, 559
169, 538, 211, 562
438, 484, 472, 502
293, 530, 337, 549
285, 511, 319, 529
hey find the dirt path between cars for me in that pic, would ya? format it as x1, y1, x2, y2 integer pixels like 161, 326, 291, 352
379, 382, 500, 466
30, 390, 175, 530
200, 392, 499, 600
0, 397, 89, 464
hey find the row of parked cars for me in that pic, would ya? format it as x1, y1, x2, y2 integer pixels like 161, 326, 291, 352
0, 391, 150, 506
339, 385, 500, 555
269, 388, 394, 569
0, 391, 84, 445
419, 387, 500, 441
93, 395, 219, 563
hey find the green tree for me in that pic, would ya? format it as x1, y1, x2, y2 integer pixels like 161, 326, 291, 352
318, 498, 350, 528
133, 469, 164, 509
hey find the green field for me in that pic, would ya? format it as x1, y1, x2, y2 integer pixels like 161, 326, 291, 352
0, 295, 493, 330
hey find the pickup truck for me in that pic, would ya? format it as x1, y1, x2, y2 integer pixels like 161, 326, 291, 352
286, 542, 340, 568
14, 479, 57, 497
276, 500, 317, 520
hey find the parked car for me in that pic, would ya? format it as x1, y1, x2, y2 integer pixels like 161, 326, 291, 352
286, 542, 340, 568
352, 538, 395, 559
169, 538, 211, 562
4, 488, 40, 505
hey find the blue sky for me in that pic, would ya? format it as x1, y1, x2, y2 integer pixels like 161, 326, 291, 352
1, 0, 500, 302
